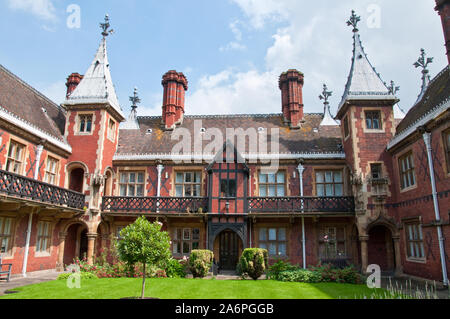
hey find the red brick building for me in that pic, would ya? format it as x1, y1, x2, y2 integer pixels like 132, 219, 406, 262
0, 2, 449, 286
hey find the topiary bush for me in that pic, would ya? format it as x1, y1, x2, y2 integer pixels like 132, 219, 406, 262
189, 250, 214, 278
239, 248, 268, 280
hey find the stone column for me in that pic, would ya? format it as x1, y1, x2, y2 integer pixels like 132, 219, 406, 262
86, 233, 98, 265
360, 235, 369, 273
57, 232, 67, 272
393, 237, 403, 276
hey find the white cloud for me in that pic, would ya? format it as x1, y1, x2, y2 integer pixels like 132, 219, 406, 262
8, 0, 57, 21
220, 20, 247, 52
230, 0, 287, 29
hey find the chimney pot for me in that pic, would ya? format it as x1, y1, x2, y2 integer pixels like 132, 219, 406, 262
279, 69, 305, 129
162, 70, 188, 130
65, 73, 83, 98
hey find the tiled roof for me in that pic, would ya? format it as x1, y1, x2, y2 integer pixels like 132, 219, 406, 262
338, 29, 397, 112
63, 38, 124, 119
0, 64, 67, 143
117, 113, 343, 156
396, 65, 450, 135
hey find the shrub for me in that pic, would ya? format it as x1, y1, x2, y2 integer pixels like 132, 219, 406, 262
165, 258, 187, 278
278, 269, 321, 283
309, 264, 364, 284
239, 248, 268, 280
57, 272, 98, 281
189, 250, 214, 278
267, 259, 300, 281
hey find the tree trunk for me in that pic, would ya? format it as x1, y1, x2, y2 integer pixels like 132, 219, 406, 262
141, 263, 146, 299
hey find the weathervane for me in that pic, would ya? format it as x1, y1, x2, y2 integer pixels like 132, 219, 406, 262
387, 80, 400, 95
319, 84, 333, 105
414, 48, 433, 80
347, 10, 361, 33
100, 14, 114, 38
129, 87, 141, 111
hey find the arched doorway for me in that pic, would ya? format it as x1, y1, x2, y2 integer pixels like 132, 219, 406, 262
368, 225, 395, 274
69, 168, 85, 193
214, 230, 243, 272
64, 223, 89, 265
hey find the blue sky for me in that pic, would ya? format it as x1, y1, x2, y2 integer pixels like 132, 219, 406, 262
0, 0, 447, 118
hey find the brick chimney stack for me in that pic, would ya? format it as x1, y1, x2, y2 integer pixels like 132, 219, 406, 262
279, 69, 305, 129
436, 0, 450, 64
162, 70, 189, 130
65, 73, 83, 98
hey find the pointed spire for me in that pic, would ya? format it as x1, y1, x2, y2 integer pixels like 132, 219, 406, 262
63, 15, 124, 120
121, 87, 141, 130
320, 84, 338, 126
413, 48, 433, 104
130, 87, 141, 112
337, 10, 397, 117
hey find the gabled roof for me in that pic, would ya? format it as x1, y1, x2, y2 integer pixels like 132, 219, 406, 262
63, 38, 124, 119
395, 65, 450, 135
206, 140, 249, 172
338, 21, 397, 114
0, 64, 71, 152
116, 113, 344, 160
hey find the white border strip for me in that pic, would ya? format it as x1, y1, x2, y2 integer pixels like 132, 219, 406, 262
0, 106, 72, 153
387, 98, 450, 150
114, 153, 346, 161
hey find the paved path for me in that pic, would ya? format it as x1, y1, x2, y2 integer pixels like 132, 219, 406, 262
0, 270, 60, 296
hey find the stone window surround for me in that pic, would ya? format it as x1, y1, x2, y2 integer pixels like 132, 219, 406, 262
402, 218, 426, 264
397, 149, 417, 193
74, 112, 95, 136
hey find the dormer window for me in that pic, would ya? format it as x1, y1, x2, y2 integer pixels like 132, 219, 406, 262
79, 114, 93, 133
365, 111, 382, 130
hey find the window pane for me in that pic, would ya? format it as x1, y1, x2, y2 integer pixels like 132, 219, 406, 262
137, 173, 144, 183
326, 184, 333, 196
277, 172, 285, 183
259, 229, 267, 241
335, 184, 343, 196
185, 173, 192, 183
176, 173, 183, 183
334, 172, 343, 183
316, 172, 324, 183
183, 229, 191, 240
172, 242, 178, 254
268, 186, 276, 197
278, 228, 286, 241
277, 186, 285, 197
269, 243, 276, 256
128, 185, 135, 196
194, 173, 201, 183
136, 185, 144, 197
129, 173, 136, 183
259, 185, 267, 197
278, 244, 286, 256
192, 242, 199, 250
3, 219, 11, 235
120, 185, 127, 196
120, 174, 127, 183
260, 243, 267, 250
325, 172, 333, 183
268, 229, 277, 241
192, 229, 200, 240
317, 185, 325, 197
183, 242, 190, 254
259, 174, 267, 183
268, 174, 276, 183
175, 186, 183, 197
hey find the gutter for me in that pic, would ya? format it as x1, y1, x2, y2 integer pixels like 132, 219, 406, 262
422, 130, 449, 287
297, 164, 307, 269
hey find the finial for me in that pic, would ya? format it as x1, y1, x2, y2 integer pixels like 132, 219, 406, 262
100, 14, 114, 38
347, 10, 361, 33
413, 48, 433, 103
319, 84, 333, 105
387, 80, 400, 95
129, 87, 141, 111
414, 48, 433, 76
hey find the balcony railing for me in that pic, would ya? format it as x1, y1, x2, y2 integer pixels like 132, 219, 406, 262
0, 169, 86, 210
102, 196, 355, 214
247, 197, 355, 214
102, 196, 209, 213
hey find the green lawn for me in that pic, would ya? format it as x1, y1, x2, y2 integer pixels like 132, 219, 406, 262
0, 278, 384, 299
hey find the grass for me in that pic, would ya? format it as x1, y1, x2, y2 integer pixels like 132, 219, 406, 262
0, 278, 385, 300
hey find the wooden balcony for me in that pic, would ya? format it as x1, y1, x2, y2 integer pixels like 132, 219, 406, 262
102, 196, 209, 214
0, 169, 86, 210
102, 196, 355, 215
248, 197, 355, 214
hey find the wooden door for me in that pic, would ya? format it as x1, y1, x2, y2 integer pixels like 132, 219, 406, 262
219, 231, 239, 271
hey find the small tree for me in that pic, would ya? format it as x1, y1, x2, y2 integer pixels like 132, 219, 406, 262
117, 216, 171, 299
